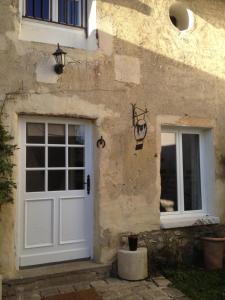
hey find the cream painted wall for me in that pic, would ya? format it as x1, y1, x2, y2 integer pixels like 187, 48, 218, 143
0, 0, 225, 278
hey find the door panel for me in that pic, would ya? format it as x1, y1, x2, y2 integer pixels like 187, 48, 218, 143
18, 117, 93, 267
59, 197, 87, 244
25, 198, 54, 248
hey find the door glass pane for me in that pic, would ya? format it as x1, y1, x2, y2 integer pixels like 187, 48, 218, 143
48, 170, 65, 191
160, 132, 178, 212
48, 147, 65, 167
48, 124, 65, 144
26, 123, 45, 144
26, 147, 45, 168
69, 170, 84, 190
68, 148, 84, 167
182, 134, 202, 211
26, 171, 45, 192
68, 125, 84, 145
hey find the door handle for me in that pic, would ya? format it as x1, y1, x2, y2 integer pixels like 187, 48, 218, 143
84, 175, 90, 194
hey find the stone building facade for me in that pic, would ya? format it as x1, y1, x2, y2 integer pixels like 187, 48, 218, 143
0, 0, 225, 279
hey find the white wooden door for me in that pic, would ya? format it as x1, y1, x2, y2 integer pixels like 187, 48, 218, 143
18, 117, 93, 267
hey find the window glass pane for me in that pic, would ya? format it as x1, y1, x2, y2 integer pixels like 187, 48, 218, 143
26, 123, 45, 144
68, 125, 84, 145
74, 0, 80, 25
48, 124, 65, 144
58, 0, 81, 26
160, 132, 178, 212
69, 170, 84, 190
26, 171, 45, 192
182, 134, 202, 211
48, 147, 65, 167
68, 148, 84, 167
26, 147, 45, 168
26, 0, 49, 20
48, 170, 65, 191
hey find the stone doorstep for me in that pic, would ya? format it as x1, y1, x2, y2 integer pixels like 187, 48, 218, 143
3, 261, 111, 297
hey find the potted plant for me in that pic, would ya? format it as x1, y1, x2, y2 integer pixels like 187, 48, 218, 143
128, 234, 138, 251
201, 234, 225, 270
197, 219, 225, 270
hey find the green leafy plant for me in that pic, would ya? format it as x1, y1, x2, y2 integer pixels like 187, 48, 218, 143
0, 120, 16, 206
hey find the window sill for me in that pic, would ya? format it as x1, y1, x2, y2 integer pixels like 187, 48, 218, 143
19, 18, 97, 50
160, 214, 220, 229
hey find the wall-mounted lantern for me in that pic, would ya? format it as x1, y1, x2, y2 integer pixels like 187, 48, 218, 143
52, 43, 67, 74
131, 104, 148, 150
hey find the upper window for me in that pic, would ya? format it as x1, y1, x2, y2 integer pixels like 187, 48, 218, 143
160, 128, 204, 214
24, 0, 87, 28
19, 0, 97, 50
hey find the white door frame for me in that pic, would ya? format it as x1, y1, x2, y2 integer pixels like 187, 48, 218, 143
16, 116, 94, 268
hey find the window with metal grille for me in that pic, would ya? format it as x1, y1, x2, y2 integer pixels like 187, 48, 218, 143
24, 0, 87, 28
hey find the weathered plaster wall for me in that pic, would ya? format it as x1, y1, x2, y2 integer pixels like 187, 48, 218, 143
0, 0, 225, 278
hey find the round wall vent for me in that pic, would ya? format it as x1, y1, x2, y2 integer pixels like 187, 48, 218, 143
169, 3, 194, 31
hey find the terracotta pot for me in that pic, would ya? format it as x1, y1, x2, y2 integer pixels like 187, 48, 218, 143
201, 236, 225, 270
128, 235, 138, 251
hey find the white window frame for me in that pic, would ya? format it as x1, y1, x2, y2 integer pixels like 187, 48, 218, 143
19, 0, 97, 50
21, 0, 85, 27
21, 0, 58, 23
160, 126, 219, 228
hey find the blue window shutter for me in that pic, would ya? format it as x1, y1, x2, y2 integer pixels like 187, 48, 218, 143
58, 0, 80, 26
26, 0, 49, 20
25, 0, 82, 26
35, 0, 41, 18
75, 1, 80, 26
58, 0, 65, 23
26, 0, 34, 17
43, 1, 49, 20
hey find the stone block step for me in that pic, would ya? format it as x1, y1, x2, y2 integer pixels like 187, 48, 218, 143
3, 261, 111, 298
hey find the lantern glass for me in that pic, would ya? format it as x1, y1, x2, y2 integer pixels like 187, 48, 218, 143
55, 53, 61, 65
53, 44, 66, 66
61, 53, 66, 66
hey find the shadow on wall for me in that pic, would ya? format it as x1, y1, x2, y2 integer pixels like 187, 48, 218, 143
100, 0, 151, 15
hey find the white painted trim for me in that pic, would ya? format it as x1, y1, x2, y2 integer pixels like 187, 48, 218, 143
86, 123, 94, 259
160, 127, 216, 222
24, 198, 55, 249
161, 214, 220, 229
20, 247, 90, 267
17, 116, 94, 267
52, 0, 58, 23
59, 196, 87, 245
19, 0, 97, 50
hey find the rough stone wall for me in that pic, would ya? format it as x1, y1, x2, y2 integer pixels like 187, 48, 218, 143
0, 0, 225, 278
120, 224, 225, 273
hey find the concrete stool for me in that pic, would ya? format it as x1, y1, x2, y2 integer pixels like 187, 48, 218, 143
118, 248, 148, 281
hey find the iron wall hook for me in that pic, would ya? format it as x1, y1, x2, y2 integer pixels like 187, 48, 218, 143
97, 136, 106, 148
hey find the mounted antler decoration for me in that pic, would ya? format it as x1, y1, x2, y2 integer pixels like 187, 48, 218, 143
131, 104, 148, 150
